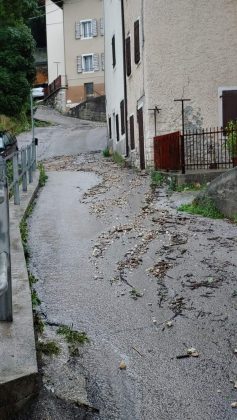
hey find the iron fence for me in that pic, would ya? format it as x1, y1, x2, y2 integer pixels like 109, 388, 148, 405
183, 127, 235, 171
0, 140, 37, 321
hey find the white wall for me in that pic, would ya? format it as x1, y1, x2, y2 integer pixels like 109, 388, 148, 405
104, 0, 126, 155
46, 0, 65, 84
143, 0, 237, 165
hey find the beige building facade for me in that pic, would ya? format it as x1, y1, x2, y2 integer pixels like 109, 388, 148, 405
63, 0, 105, 105
123, 0, 237, 168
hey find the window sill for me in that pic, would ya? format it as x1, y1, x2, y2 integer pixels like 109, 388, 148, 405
82, 70, 95, 74
81, 36, 93, 40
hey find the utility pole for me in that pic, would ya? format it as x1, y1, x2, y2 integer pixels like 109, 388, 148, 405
148, 106, 161, 136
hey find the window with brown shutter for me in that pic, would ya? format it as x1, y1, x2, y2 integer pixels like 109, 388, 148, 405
134, 20, 140, 64
112, 35, 116, 68
222, 90, 237, 128
120, 100, 125, 135
130, 115, 135, 150
108, 117, 112, 139
116, 114, 120, 142
125, 37, 131, 77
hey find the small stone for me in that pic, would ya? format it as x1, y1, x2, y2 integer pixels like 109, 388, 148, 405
166, 321, 173, 328
231, 402, 237, 408
148, 303, 152, 306
119, 360, 127, 370
152, 319, 157, 324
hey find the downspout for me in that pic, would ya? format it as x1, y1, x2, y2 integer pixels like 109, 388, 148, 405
121, 0, 129, 157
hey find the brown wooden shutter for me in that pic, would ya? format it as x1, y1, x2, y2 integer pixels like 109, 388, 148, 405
116, 114, 120, 142
134, 20, 140, 64
130, 115, 135, 150
222, 90, 237, 128
125, 37, 131, 76
120, 100, 125, 135
108, 117, 112, 138
112, 35, 116, 67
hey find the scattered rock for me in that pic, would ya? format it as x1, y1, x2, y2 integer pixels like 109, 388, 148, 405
119, 360, 127, 370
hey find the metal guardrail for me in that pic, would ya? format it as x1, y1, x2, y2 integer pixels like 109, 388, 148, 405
0, 140, 37, 321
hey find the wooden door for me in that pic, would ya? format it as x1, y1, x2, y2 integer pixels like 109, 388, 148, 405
137, 107, 145, 169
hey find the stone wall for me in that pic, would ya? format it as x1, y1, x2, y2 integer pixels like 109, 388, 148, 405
197, 167, 237, 218
45, 88, 67, 114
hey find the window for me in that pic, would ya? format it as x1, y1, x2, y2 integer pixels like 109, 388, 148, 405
134, 20, 140, 64
75, 19, 98, 39
77, 54, 99, 73
222, 90, 237, 128
83, 54, 93, 72
125, 37, 131, 76
81, 20, 92, 38
116, 114, 119, 141
120, 100, 125, 135
85, 82, 94, 97
130, 115, 135, 150
112, 35, 116, 68
108, 117, 112, 139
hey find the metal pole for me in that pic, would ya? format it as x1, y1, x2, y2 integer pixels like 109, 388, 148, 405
148, 106, 161, 137
13, 153, 20, 205
30, 91, 35, 144
22, 148, 27, 192
174, 99, 191, 174
27, 145, 33, 183
0, 157, 13, 321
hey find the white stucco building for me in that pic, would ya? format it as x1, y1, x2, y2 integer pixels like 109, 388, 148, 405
45, 0, 65, 84
104, 0, 126, 155
47, 0, 105, 107
105, 0, 237, 169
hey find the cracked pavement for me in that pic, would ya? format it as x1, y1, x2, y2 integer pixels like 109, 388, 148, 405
16, 109, 237, 420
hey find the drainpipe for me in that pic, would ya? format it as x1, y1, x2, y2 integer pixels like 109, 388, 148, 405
121, 0, 129, 157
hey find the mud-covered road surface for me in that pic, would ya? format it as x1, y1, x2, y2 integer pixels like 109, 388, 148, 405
16, 146, 237, 420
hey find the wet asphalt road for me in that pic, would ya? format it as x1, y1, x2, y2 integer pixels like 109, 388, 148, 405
16, 109, 237, 419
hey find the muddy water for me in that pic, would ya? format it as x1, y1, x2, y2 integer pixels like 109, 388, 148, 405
18, 153, 237, 420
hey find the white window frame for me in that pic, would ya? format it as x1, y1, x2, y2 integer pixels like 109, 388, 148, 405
82, 54, 94, 73
81, 19, 93, 39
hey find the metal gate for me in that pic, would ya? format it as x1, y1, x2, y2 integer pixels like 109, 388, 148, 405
154, 131, 181, 171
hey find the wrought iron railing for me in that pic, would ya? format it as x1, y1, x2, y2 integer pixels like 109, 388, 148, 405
183, 127, 235, 171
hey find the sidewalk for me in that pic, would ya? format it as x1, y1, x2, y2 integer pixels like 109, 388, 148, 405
0, 172, 40, 419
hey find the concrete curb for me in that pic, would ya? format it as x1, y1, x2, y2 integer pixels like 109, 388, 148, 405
0, 171, 40, 419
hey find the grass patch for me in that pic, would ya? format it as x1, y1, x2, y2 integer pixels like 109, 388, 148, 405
102, 147, 110, 157
31, 289, 41, 308
150, 170, 164, 187
37, 340, 61, 356
34, 312, 45, 335
38, 163, 48, 187
0, 112, 31, 135
178, 198, 224, 219
169, 181, 206, 192
112, 151, 125, 167
20, 218, 29, 259
57, 324, 89, 345
34, 119, 53, 128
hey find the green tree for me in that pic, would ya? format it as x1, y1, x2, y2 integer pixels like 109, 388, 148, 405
0, 0, 38, 117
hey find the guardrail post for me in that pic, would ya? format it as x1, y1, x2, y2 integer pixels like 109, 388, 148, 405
27, 145, 33, 183
21, 148, 27, 192
32, 140, 36, 171
13, 153, 20, 205
0, 156, 13, 321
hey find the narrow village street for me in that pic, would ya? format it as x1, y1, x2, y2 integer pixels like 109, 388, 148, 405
17, 109, 237, 420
